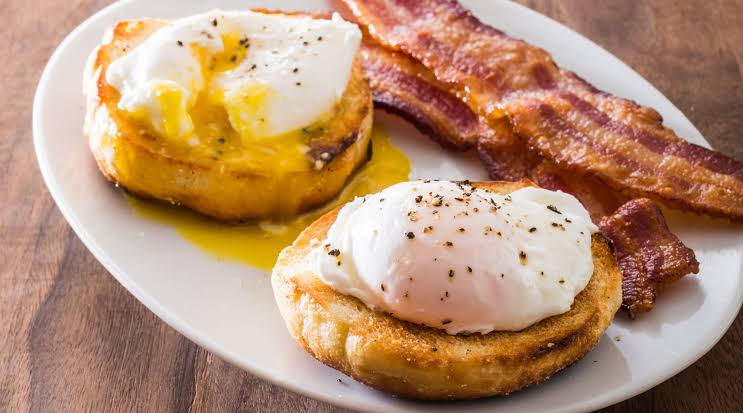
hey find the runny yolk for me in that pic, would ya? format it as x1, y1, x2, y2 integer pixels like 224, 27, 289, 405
220, 82, 272, 142
211, 33, 249, 72
153, 83, 193, 139
144, 32, 256, 142
124, 127, 411, 270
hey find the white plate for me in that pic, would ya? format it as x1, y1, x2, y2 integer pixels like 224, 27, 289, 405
33, 0, 743, 411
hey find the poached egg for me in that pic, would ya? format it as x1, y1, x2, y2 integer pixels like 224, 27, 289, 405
106, 10, 361, 143
312, 181, 598, 335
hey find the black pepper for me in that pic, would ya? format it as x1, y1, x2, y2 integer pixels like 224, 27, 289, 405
529, 227, 537, 233
406, 231, 415, 239
328, 249, 340, 257
547, 204, 562, 214
449, 269, 455, 278
519, 251, 528, 264
176, 40, 183, 46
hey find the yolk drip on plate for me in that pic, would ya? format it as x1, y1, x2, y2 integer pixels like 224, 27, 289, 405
125, 127, 410, 269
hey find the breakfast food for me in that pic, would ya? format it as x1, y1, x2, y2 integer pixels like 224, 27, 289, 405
358, 29, 699, 317
598, 199, 700, 317
492, 161, 699, 318
84, 10, 373, 221
359, 39, 479, 151
343, 0, 743, 221
272, 180, 622, 399
74, 0, 726, 402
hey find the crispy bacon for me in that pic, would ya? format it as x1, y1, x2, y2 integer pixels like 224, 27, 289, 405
600, 199, 700, 318
343, 0, 743, 221
360, 37, 538, 179
475, 119, 540, 182
529, 161, 627, 223
358, 37, 699, 316
360, 39, 480, 150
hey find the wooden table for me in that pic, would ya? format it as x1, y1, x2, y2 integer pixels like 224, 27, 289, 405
3, 0, 743, 411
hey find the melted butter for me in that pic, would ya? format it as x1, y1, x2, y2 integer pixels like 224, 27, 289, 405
125, 127, 410, 270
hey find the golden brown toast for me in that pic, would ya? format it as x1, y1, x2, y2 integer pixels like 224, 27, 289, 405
84, 17, 373, 221
271, 180, 622, 400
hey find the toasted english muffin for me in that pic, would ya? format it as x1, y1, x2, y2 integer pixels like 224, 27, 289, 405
84, 16, 373, 221
271, 180, 622, 400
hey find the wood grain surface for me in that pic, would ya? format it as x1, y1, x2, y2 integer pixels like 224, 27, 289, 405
2, 0, 742, 411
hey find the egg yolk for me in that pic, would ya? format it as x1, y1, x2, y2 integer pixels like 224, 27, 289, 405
128, 31, 313, 170
124, 128, 411, 270
153, 82, 194, 139
219, 82, 272, 142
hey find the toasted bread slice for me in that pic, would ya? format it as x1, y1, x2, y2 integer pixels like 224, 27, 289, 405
84, 17, 373, 221
271, 180, 622, 400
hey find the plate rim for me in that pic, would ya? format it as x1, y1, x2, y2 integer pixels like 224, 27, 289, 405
32, 0, 743, 411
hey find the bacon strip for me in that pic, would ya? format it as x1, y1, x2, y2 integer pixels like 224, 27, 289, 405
359, 37, 699, 317
360, 39, 479, 150
360, 38, 537, 178
529, 161, 627, 223
600, 199, 700, 318
342, 0, 743, 221
475, 119, 541, 182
